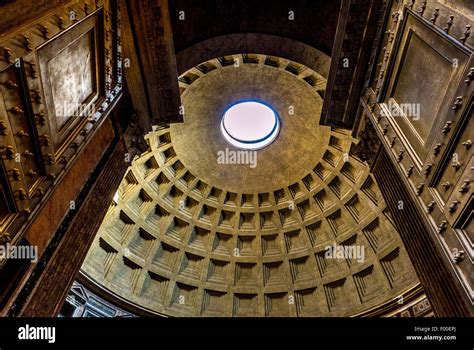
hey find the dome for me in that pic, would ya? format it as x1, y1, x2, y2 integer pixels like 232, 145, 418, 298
81, 54, 418, 316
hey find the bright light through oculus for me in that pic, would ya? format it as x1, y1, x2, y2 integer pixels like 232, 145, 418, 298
221, 101, 279, 150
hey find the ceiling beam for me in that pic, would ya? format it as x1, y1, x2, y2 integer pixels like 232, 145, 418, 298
125, 0, 182, 125
320, 0, 385, 129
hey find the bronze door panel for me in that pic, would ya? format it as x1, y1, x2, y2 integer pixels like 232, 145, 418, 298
383, 11, 469, 169
37, 13, 103, 159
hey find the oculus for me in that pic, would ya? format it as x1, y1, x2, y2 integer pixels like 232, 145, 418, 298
220, 101, 280, 150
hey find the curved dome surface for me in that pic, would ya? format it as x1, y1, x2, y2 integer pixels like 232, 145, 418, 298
81, 54, 418, 316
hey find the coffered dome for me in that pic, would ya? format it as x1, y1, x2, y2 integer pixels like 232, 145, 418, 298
81, 54, 418, 316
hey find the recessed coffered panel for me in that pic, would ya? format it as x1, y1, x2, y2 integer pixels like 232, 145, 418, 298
383, 10, 469, 167
391, 33, 453, 143
38, 14, 102, 157
49, 34, 94, 131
